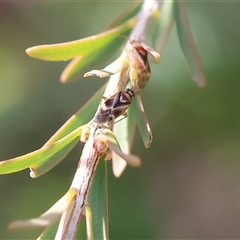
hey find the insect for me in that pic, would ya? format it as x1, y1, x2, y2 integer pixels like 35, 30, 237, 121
128, 40, 160, 91
94, 88, 135, 125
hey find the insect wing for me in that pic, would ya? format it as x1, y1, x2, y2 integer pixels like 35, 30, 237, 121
111, 104, 129, 120
103, 92, 121, 109
110, 89, 134, 120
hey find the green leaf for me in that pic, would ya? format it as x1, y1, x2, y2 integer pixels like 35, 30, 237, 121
9, 188, 77, 230
132, 93, 153, 148
0, 126, 84, 175
30, 84, 106, 177
84, 55, 125, 79
30, 140, 78, 178
37, 222, 59, 240
61, 2, 141, 83
60, 17, 136, 82
104, 129, 141, 177
26, 18, 136, 62
112, 121, 127, 177
174, 0, 206, 87
87, 158, 108, 240
112, 116, 135, 177
108, 141, 141, 168
60, 55, 106, 83
106, 1, 142, 29
60, 52, 116, 83
155, 0, 175, 53
46, 85, 105, 144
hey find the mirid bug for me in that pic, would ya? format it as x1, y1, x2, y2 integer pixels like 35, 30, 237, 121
94, 88, 135, 125
128, 40, 160, 91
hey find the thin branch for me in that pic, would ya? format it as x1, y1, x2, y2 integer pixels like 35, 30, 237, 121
55, 1, 161, 238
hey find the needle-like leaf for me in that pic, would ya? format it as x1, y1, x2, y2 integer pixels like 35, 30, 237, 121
0, 126, 84, 175
156, 0, 175, 53
85, 205, 93, 240
9, 188, 77, 230
84, 55, 125, 79
87, 158, 108, 240
174, 0, 206, 87
26, 18, 136, 62
132, 93, 153, 148
37, 222, 59, 240
108, 141, 141, 168
110, 97, 139, 177
106, 1, 142, 30
30, 85, 105, 177
103, 128, 141, 170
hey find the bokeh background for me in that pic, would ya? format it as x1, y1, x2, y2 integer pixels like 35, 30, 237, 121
1, 1, 240, 239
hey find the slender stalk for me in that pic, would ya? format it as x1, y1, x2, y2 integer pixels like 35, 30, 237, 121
55, 1, 161, 239
55, 125, 104, 239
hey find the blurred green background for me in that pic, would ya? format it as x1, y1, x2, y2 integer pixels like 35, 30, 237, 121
1, 1, 240, 239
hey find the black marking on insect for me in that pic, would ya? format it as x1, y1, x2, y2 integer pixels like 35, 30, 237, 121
94, 88, 135, 125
